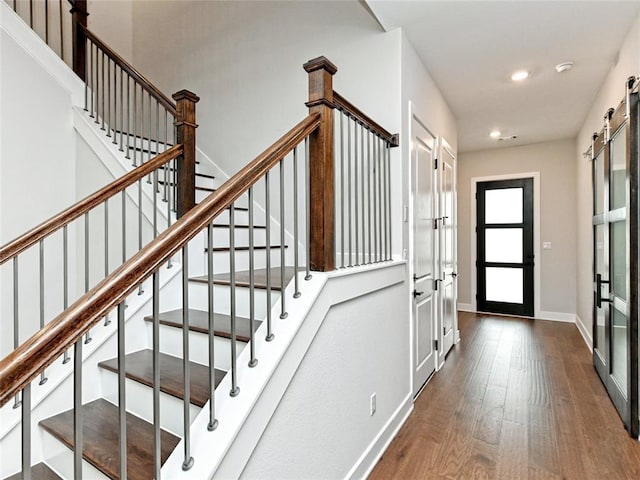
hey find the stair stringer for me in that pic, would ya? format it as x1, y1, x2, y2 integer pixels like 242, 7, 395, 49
160, 261, 406, 479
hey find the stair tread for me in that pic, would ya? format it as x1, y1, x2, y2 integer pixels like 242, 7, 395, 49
39, 399, 179, 480
205, 245, 287, 252
5, 463, 61, 480
191, 267, 299, 291
144, 309, 260, 343
98, 349, 225, 407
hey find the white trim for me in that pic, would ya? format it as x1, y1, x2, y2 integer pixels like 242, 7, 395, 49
457, 303, 473, 312
575, 315, 594, 352
345, 393, 413, 480
458, 307, 575, 323
470, 172, 541, 317
537, 311, 576, 323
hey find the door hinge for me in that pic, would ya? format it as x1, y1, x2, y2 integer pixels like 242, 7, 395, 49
434, 339, 439, 351
434, 157, 438, 170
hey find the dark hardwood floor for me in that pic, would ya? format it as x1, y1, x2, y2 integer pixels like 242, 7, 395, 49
370, 312, 640, 479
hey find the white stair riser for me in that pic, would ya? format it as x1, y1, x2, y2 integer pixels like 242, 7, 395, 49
212, 209, 262, 225
100, 369, 201, 437
149, 321, 245, 370
42, 430, 110, 480
206, 227, 280, 247
189, 283, 279, 319
199, 248, 289, 275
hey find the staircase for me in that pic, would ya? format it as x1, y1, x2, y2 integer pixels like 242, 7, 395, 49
0, 2, 398, 478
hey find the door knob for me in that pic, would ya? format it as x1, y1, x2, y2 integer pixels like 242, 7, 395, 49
413, 290, 424, 298
451, 272, 458, 278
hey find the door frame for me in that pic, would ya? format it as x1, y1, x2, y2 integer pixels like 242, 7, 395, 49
407, 103, 439, 396
470, 172, 541, 317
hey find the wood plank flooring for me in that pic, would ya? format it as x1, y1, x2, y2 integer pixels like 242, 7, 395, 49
369, 312, 640, 479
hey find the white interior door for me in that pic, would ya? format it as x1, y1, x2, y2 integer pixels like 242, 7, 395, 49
412, 116, 437, 396
439, 139, 457, 360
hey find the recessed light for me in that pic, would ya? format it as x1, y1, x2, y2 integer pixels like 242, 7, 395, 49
490, 130, 502, 139
555, 62, 573, 73
511, 70, 529, 82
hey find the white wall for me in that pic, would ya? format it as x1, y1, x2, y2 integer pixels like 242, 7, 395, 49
130, 0, 404, 252
400, 29, 458, 278
457, 139, 578, 318
575, 13, 640, 342
131, 1, 399, 175
87, 0, 133, 63
235, 265, 411, 479
0, 6, 80, 355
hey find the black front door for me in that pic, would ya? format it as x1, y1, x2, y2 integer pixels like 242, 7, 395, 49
476, 178, 534, 317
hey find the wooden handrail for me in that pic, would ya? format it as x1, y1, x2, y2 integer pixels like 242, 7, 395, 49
0, 145, 183, 267
81, 25, 178, 116
333, 91, 399, 147
0, 114, 320, 407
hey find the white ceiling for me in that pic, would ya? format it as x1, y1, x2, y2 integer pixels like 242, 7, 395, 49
367, 1, 640, 152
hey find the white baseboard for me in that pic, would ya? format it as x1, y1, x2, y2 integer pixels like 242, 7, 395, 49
537, 310, 575, 323
457, 303, 473, 312
575, 315, 593, 352
346, 393, 413, 480
458, 305, 575, 324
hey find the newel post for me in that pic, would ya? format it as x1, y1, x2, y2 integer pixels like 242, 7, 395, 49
173, 90, 200, 217
70, 0, 88, 81
304, 56, 337, 272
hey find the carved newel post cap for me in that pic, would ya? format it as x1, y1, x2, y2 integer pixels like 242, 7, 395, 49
303, 56, 338, 75
69, 0, 89, 15
172, 90, 200, 103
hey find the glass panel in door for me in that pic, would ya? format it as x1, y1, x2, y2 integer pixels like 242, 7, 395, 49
594, 223, 607, 363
